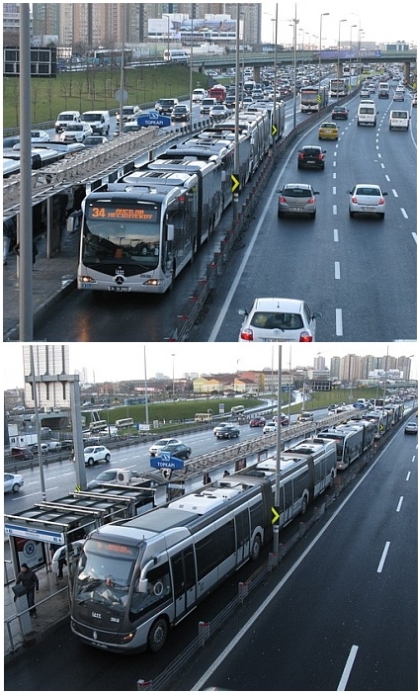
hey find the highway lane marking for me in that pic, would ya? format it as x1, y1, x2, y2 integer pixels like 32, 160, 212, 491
406, 471, 411, 481
385, 174, 391, 181
191, 432, 399, 692
377, 541, 391, 573
392, 189, 398, 197
412, 232, 417, 244
396, 496, 404, 512
333, 204, 338, 215
334, 228, 339, 242
335, 262, 341, 279
333, 171, 337, 178
412, 455, 416, 463
336, 308, 343, 336
401, 208, 408, 218
337, 645, 359, 691
333, 186, 336, 195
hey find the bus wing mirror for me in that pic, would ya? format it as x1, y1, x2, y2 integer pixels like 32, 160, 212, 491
136, 577, 149, 593
167, 224, 175, 242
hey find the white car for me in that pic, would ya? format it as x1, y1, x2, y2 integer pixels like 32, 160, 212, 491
116, 105, 140, 123
59, 122, 92, 143
87, 468, 139, 489
30, 130, 50, 143
82, 445, 111, 467
149, 438, 182, 456
4, 472, 24, 493
238, 298, 321, 342
348, 183, 388, 220
263, 421, 277, 434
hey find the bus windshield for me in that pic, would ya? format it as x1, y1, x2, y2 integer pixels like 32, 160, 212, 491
75, 539, 140, 612
82, 202, 161, 270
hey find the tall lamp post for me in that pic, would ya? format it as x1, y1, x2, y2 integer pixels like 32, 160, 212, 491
349, 24, 357, 89
337, 18, 347, 94
291, 4, 299, 129
162, 14, 170, 61
318, 12, 329, 90
171, 353, 176, 400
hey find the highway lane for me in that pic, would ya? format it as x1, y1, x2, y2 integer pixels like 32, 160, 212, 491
195, 91, 417, 342
3, 421, 273, 515
3, 400, 327, 515
175, 419, 418, 691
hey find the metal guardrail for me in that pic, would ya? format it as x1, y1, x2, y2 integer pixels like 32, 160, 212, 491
4, 585, 68, 654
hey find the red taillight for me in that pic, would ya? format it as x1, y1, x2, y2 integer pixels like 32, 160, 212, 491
299, 332, 313, 342
279, 196, 286, 203
298, 153, 304, 159
307, 198, 315, 204
240, 329, 254, 341
351, 196, 358, 203
318, 154, 323, 160
378, 197, 385, 205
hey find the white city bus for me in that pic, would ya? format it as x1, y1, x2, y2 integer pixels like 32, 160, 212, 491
115, 418, 134, 429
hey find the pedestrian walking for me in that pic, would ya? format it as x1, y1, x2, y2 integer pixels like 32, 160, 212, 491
15, 563, 39, 617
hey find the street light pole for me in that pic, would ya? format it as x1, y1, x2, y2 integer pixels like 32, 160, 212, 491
291, 4, 299, 130
318, 13, 329, 90
349, 24, 357, 90
171, 353, 176, 400
273, 345, 282, 560
337, 19, 347, 95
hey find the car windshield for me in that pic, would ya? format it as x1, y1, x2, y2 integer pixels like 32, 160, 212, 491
67, 124, 83, 131
250, 311, 304, 330
283, 188, 312, 198
302, 148, 320, 156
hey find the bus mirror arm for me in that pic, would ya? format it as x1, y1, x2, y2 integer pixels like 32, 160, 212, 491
137, 557, 158, 593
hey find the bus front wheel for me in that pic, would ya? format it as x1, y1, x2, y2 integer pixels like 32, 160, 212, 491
148, 617, 168, 652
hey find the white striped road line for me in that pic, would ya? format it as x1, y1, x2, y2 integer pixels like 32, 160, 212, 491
401, 208, 408, 218
337, 645, 359, 691
334, 228, 339, 242
377, 541, 390, 573
392, 189, 398, 197
335, 262, 341, 279
336, 308, 343, 336
396, 496, 404, 512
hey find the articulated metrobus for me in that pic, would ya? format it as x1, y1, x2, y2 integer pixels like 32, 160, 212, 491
317, 422, 373, 470
70, 476, 272, 652
245, 438, 337, 527
78, 157, 224, 294
300, 86, 329, 112
329, 78, 349, 98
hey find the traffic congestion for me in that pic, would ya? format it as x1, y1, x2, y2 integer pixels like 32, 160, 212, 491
3, 60, 416, 342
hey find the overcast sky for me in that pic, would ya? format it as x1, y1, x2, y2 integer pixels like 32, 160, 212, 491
259, 2, 414, 46
2, 342, 417, 389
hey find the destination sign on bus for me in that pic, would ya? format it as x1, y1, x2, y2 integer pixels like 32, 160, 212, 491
88, 205, 158, 222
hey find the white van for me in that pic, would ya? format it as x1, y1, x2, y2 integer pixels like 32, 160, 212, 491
192, 88, 207, 103
81, 110, 111, 136
389, 110, 410, 131
357, 102, 377, 126
55, 111, 80, 133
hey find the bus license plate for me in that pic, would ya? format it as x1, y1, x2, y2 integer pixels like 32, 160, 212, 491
109, 286, 130, 292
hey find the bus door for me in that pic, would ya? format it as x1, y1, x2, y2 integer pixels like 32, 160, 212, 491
234, 509, 251, 564
170, 546, 196, 619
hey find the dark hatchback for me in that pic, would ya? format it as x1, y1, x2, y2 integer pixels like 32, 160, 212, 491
297, 145, 326, 170
215, 425, 240, 439
331, 105, 349, 119
158, 442, 192, 460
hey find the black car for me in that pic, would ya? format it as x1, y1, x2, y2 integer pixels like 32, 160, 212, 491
171, 105, 190, 122
216, 425, 240, 440
297, 145, 326, 170
331, 105, 349, 120
158, 442, 192, 460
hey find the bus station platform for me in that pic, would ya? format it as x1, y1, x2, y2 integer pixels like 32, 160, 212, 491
3, 226, 79, 341
4, 540, 71, 662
